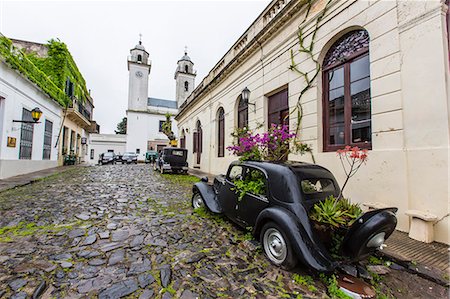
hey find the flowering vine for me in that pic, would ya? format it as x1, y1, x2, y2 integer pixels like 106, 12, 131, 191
227, 124, 309, 162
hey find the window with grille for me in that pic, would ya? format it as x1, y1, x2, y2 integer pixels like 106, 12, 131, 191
43, 119, 53, 160
322, 30, 371, 151
19, 108, 34, 159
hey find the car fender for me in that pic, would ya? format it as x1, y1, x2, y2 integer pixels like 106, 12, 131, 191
254, 207, 337, 272
192, 182, 222, 213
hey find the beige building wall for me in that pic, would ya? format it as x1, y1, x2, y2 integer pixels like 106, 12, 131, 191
176, 0, 449, 244
57, 117, 89, 165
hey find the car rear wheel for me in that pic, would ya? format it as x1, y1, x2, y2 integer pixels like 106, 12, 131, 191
261, 222, 297, 270
192, 192, 204, 210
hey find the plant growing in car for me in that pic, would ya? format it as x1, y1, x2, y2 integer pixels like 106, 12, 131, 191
336, 146, 368, 197
232, 170, 266, 201
227, 124, 310, 162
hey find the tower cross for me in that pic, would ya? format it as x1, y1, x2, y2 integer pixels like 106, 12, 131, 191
139, 33, 142, 44
184, 45, 188, 55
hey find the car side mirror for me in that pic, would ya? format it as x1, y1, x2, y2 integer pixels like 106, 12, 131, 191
201, 177, 208, 183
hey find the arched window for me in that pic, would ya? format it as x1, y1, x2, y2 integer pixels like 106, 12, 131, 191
137, 54, 142, 62
323, 29, 371, 151
184, 81, 189, 92
193, 120, 202, 164
180, 129, 186, 149
184, 65, 189, 73
217, 108, 225, 157
237, 96, 248, 129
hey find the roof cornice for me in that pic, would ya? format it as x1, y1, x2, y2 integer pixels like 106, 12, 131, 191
176, 0, 311, 120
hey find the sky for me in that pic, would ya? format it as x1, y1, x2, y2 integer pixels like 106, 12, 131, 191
0, 0, 271, 133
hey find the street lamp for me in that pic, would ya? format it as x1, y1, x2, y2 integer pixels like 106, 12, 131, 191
13, 107, 43, 124
241, 87, 256, 112
31, 107, 43, 122
241, 87, 251, 102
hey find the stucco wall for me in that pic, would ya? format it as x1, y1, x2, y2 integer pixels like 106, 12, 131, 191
126, 110, 178, 160
0, 61, 63, 179
88, 133, 126, 164
177, 0, 449, 243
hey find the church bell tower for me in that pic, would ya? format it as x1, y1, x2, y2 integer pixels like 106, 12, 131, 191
128, 39, 151, 111
175, 48, 196, 108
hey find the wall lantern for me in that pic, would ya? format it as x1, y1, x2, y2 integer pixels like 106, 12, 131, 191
13, 107, 43, 124
242, 87, 256, 112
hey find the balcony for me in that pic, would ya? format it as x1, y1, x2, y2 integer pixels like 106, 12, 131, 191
88, 120, 100, 134
67, 98, 91, 130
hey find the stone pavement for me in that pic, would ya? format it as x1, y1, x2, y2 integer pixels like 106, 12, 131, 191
0, 165, 448, 298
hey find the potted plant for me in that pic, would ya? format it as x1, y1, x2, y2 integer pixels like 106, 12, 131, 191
309, 146, 368, 256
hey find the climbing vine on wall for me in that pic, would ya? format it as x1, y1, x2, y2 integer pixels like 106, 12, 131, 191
0, 36, 69, 107
0, 36, 90, 107
288, 0, 333, 163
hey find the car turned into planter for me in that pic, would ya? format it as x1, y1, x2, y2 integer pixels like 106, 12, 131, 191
191, 161, 397, 272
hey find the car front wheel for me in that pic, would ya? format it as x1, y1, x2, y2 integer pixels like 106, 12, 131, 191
261, 222, 297, 270
192, 192, 204, 210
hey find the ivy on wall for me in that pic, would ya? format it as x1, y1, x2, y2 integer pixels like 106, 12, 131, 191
288, 0, 333, 162
0, 36, 69, 107
0, 36, 90, 108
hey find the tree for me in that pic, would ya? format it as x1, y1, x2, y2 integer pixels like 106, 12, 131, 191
161, 113, 176, 141
115, 117, 127, 134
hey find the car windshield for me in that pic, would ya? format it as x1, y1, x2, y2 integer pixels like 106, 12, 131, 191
104, 153, 114, 157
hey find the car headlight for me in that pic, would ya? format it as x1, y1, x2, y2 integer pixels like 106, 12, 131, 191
366, 232, 385, 249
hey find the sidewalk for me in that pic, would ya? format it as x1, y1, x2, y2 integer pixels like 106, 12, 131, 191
0, 165, 75, 192
188, 167, 450, 286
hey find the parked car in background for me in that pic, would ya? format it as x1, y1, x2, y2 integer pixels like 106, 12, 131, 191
122, 152, 138, 164
145, 150, 158, 164
115, 153, 123, 164
192, 161, 397, 272
154, 147, 188, 174
99, 152, 116, 165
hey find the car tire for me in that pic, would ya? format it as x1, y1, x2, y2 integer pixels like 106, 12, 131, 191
192, 192, 204, 210
260, 222, 297, 270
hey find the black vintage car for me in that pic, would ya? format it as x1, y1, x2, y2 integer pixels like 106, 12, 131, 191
192, 161, 397, 272
154, 147, 188, 174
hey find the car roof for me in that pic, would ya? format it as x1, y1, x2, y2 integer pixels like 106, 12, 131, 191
230, 160, 339, 203
233, 160, 334, 177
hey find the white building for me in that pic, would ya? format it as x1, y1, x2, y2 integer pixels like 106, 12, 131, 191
0, 58, 62, 178
176, 0, 449, 244
87, 133, 126, 164
125, 41, 195, 159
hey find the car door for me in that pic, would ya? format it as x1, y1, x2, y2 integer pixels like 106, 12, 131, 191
217, 165, 243, 222
235, 166, 270, 228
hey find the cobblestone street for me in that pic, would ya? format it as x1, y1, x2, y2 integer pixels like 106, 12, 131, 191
0, 165, 448, 299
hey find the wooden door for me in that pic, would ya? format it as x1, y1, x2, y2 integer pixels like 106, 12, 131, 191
196, 121, 202, 165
